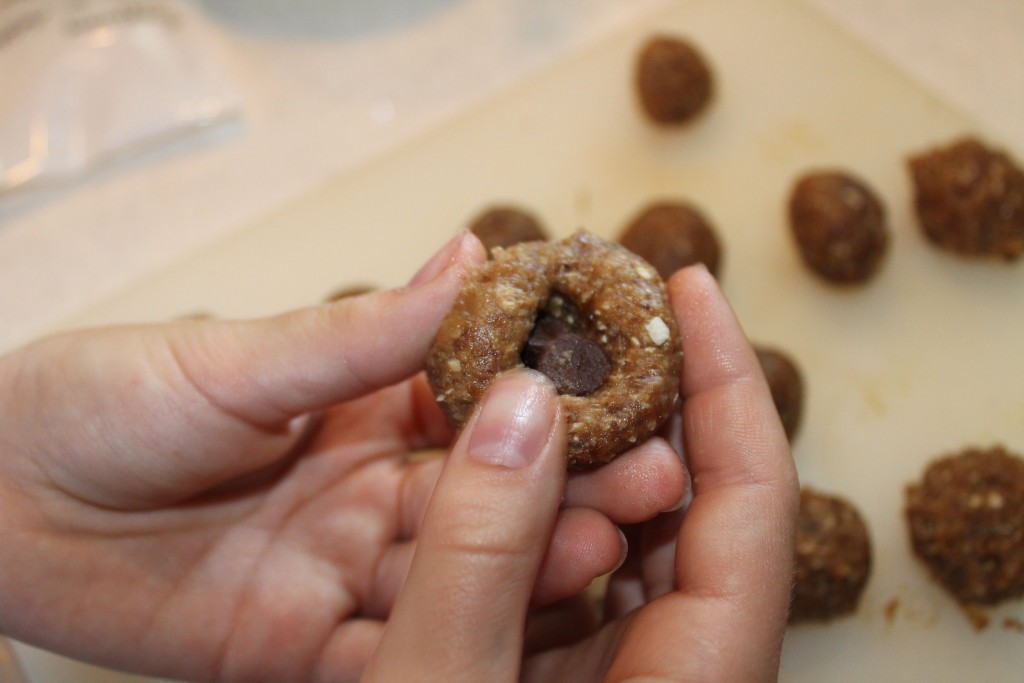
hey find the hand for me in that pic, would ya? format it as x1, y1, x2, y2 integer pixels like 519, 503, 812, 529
362, 264, 800, 682
0, 233, 687, 682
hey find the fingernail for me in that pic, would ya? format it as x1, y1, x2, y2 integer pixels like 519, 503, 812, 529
467, 370, 556, 469
612, 526, 629, 573
663, 450, 692, 513
408, 231, 473, 287
664, 487, 693, 513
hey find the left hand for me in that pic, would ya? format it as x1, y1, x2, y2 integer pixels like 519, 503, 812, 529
0, 232, 686, 682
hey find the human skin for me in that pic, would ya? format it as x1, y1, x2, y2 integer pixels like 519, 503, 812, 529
364, 264, 800, 683
0, 233, 691, 682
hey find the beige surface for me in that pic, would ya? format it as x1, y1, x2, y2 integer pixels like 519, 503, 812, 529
0, 636, 27, 683
16, 0, 1024, 680
3, 0, 1024, 358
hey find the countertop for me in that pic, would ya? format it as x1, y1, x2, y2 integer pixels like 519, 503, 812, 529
1, 0, 1022, 355
3, 1, 1023, 681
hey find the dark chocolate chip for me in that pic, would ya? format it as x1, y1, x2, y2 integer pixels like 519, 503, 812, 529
522, 313, 611, 396
524, 313, 571, 348
528, 333, 611, 396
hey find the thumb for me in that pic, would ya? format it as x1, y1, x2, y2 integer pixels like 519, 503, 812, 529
2, 232, 484, 509
362, 370, 567, 683
165, 230, 485, 427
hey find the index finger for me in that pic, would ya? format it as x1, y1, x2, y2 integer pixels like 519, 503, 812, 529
605, 265, 799, 683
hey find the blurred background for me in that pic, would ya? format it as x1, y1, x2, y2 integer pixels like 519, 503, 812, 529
1, 0, 1022, 355
1, 0, 1023, 681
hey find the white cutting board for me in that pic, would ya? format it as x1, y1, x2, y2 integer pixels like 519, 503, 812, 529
33, 0, 1024, 680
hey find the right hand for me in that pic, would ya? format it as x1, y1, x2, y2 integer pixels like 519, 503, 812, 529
364, 263, 800, 682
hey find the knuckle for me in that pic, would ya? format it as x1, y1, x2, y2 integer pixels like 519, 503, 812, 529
429, 495, 534, 565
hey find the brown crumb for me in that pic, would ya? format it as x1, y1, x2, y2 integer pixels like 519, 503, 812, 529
883, 597, 900, 624
1002, 617, 1024, 633
963, 605, 990, 631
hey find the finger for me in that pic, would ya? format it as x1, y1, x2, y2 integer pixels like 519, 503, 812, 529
603, 265, 799, 683
522, 619, 629, 683
638, 508, 685, 601
166, 231, 486, 429
398, 437, 687, 538
363, 370, 566, 682
532, 507, 625, 605
524, 595, 600, 656
314, 619, 385, 683
672, 265, 798, 602
365, 506, 625, 618
563, 437, 687, 524
604, 524, 646, 619
66, 233, 483, 505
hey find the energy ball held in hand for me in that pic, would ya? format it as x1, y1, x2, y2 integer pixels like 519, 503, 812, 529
426, 232, 681, 469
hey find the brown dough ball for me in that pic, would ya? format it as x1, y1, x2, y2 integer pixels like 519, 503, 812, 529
908, 137, 1024, 260
619, 201, 723, 279
788, 170, 889, 284
790, 488, 872, 623
905, 446, 1024, 605
426, 232, 681, 468
635, 35, 714, 126
754, 345, 804, 441
468, 206, 548, 255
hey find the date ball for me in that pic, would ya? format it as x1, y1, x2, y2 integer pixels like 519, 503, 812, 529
619, 201, 722, 279
908, 137, 1024, 260
905, 446, 1024, 606
635, 35, 714, 126
468, 206, 548, 255
754, 345, 804, 441
788, 171, 889, 284
790, 488, 872, 623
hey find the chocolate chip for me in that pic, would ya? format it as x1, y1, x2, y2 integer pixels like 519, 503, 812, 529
523, 315, 612, 396
524, 313, 571, 347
